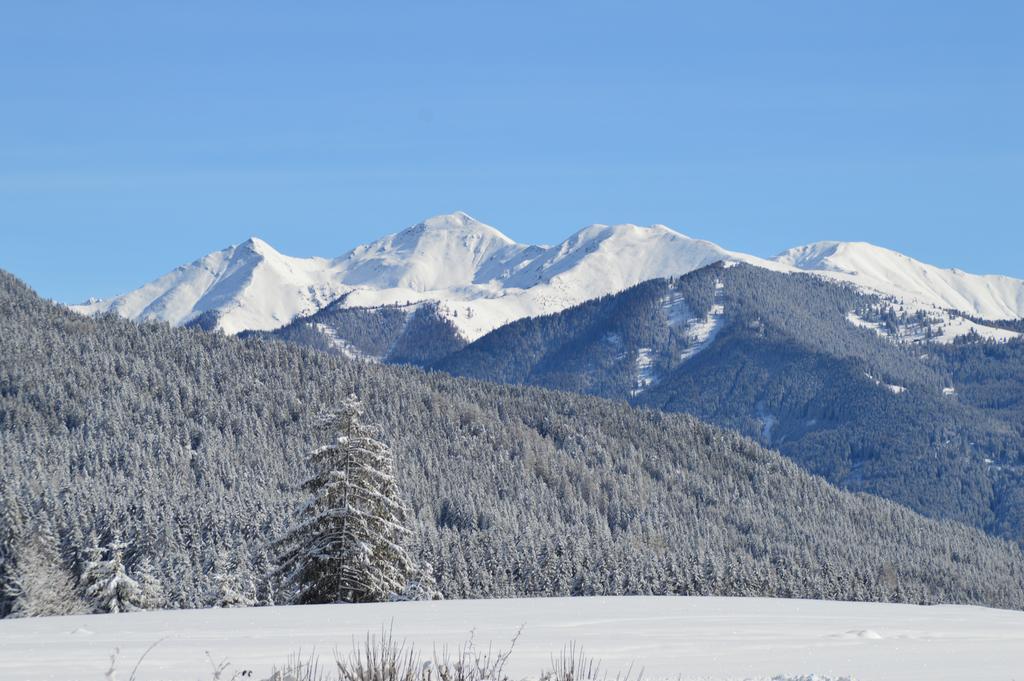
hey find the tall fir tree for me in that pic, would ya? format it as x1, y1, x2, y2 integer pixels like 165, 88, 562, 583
275, 394, 412, 604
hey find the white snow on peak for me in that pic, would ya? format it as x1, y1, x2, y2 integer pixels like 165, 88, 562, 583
240, 236, 276, 254
71, 212, 1024, 341
72, 237, 346, 335
72, 213, 772, 340
337, 212, 528, 291
775, 241, 1024, 321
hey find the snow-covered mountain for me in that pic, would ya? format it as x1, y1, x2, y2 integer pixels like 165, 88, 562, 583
775, 240, 1024, 322
72, 237, 348, 335
71, 212, 776, 339
72, 211, 1024, 339
325, 213, 792, 340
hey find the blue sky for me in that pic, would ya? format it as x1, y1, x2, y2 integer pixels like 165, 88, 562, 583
2, 1, 1021, 303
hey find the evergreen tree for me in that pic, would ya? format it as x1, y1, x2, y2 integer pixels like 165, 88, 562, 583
275, 394, 412, 604
0, 493, 26, 618
3, 523, 87, 618
251, 548, 277, 606
393, 561, 443, 601
209, 550, 254, 608
84, 536, 143, 613
135, 556, 166, 610
77, 533, 107, 612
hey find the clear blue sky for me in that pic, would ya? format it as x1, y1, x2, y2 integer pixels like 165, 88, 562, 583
2, 1, 1021, 303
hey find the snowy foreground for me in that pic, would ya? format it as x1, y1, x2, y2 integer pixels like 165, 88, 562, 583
1, 596, 1023, 681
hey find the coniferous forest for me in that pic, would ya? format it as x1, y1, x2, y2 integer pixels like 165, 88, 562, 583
422, 264, 1024, 544
3, 269, 1024, 618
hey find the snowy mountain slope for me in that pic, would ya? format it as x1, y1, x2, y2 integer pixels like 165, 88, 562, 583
430, 263, 1024, 542
775, 241, 1024, 321
3, 596, 1022, 681
240, 298, 467, 366
334, 212, 531, 290
72, 237, 348, 335
846, 303, 1021, 345
72, 212, 1024, 340
315, 214, 790, 340
71, 212, 781, 340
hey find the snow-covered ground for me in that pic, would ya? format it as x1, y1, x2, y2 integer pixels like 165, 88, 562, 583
679, 280, 726, 362
846, 306, 1020, 345
630, 283, 728, 396
1, 596, 1022, 681
313, 322, 369, 360
863, 372, 906, 395
631, 347, 657, 396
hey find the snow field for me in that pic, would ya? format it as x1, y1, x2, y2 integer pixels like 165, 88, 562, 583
1, 596, 1022, 681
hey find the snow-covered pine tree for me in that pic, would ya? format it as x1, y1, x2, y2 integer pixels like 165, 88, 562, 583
3, 522, 87, 618
84, 535, 144, 613
393, 560, 443, 601
134, 555, 166, 610
251, 548, 277, 606
77, 533, 107, 612
209, 550, 255, 608
0, 493, 27, 618
275, 394, 412, 604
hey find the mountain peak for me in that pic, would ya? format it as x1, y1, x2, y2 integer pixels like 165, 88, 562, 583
564, 222, 680, 244
408, 212, 517, 245
70, 217, 1024, 342
774, 240, 1024, 319
775, 241, 932, 275
238, 236, 277, 256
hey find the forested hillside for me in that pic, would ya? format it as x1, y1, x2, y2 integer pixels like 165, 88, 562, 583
3, 269, 1024, 617
434, 264, 1024, 543
240, 296, 465, 365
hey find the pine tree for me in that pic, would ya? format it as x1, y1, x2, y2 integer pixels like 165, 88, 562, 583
275, 394, 412, 604
78, 533, 107, 612
393, 560, 443, 601
251, 548, 277, 606
0, 493, 26, 618
209, 550, 254, 608
4, 522, 87, 618
84, 536, 143, 613
135, 556, 166, 610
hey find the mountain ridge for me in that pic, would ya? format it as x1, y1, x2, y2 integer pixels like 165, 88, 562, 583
71, 212, 1024, 339
776, 240, 1024, 321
